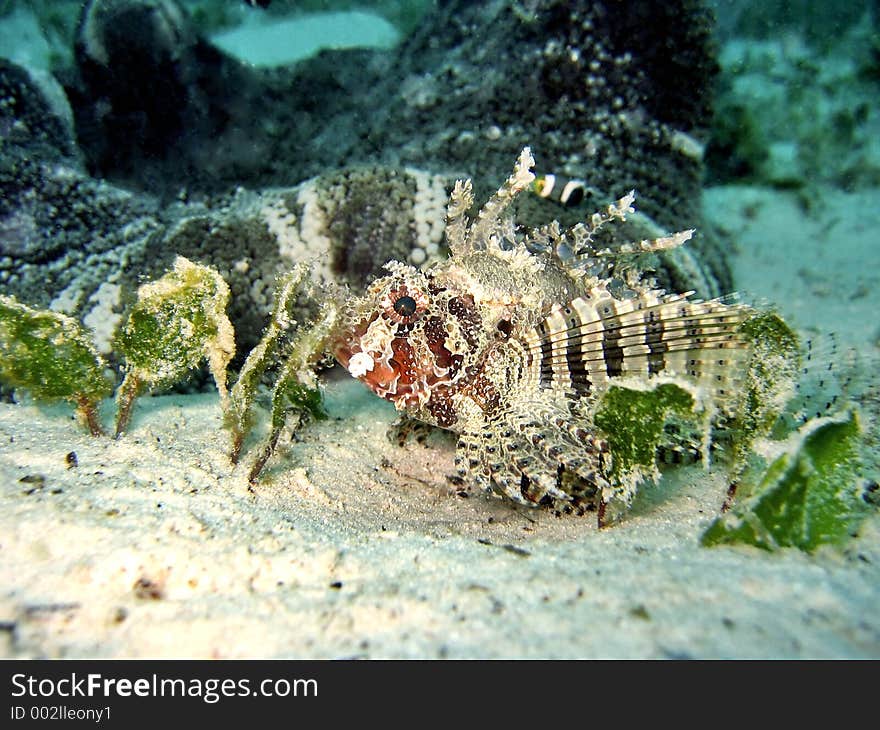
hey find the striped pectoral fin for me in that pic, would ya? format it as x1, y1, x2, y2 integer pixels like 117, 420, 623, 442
506, 404, 611, 508
454, 391, 611, 511
455, 413, 565, 507
523, 290, 754, 401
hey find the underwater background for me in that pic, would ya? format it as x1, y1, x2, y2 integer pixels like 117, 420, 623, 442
0, 1, 878, 658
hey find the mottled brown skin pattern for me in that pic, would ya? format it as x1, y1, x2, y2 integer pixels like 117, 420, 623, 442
333, 150, 753, 522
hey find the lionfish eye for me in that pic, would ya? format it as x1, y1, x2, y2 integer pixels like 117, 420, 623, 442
383, 284, 428, 324
393, 295, 418, 318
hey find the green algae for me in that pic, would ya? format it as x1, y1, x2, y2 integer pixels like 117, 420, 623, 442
228, 264, 340, 483
0, 294, 112, 435
113, 256, 235, 437
734, 311, 801, 446
591, 312, 803, 523
702, 409, 873, 552
227, 265, 309, 464
595, 382, 697, 483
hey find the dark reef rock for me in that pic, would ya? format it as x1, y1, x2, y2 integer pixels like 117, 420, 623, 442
365, 0, 717, 228
69, 0, 271, 192
66, 0, 717, 227
1, 0, 732, 366
0, 59, 79, 164
1, 55, 450, 357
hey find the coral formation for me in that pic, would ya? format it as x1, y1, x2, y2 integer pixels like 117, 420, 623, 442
1, 0, 734, 369
0, 67, 450, 359
0, 0, 730, 360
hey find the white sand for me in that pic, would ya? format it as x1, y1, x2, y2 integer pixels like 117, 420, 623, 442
1, 185, 878, 658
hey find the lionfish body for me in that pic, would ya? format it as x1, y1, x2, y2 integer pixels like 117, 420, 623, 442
333, 149, 753, 519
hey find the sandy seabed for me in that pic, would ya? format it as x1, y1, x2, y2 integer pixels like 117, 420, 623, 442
1, 185, 878, 658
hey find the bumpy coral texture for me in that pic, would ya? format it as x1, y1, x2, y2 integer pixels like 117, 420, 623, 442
1, 0, 729, 370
